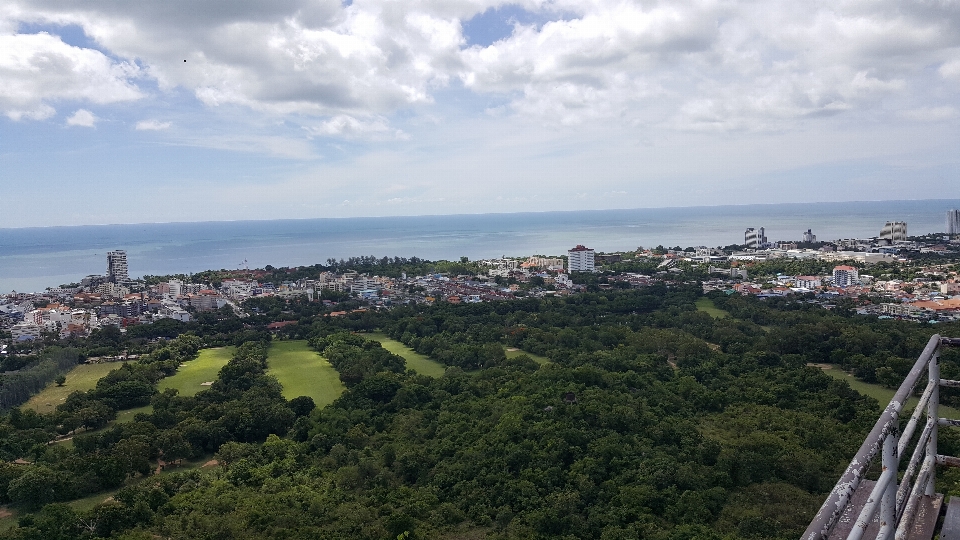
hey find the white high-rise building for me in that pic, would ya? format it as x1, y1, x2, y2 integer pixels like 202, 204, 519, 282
879, 221, 907, 242
802, 229, 817, 243
106, 250, 129, 283
745, 227, 766, 249
947, 210, 960, 235
167, 279, 183, 298
567, 245, 596, 272
833, 265, 859, 288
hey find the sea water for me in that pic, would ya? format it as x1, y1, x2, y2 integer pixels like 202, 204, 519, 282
1, 199, 957, 293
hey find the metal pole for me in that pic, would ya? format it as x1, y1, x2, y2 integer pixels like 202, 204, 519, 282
879, 432, 897, 539
926, 351, 939, 496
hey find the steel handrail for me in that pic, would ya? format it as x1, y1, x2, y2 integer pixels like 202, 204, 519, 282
802, 334, 942, 540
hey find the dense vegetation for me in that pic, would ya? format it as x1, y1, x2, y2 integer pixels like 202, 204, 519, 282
0, 348, 80, 409
3, 283, 960, 539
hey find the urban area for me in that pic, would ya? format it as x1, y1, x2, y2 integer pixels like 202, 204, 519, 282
4, 212, 960, 345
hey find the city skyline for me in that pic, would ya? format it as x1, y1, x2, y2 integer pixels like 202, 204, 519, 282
1, 1, 959, 227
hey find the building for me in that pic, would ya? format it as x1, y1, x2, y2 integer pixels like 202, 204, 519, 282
802, 229, 817, 243
11, 322, 42, 341
221, 279, 256, 298
524, 256, 565, 270
745, 227, 767, 249
96, 282, 130, 299
833, 265, 859, 288
567, 245, 596, 273
880, 303, 919, 317
709, 266, 749, 280
880, 221, 907, 242
948, 210, 960, 235
81, 274, 106, 290
187, 291, 224, 311
166, 280, 182, 298
795, 276, 822, 289
106, 250, 129, 283
594, 253, 622, 265
350, 277, 380, 293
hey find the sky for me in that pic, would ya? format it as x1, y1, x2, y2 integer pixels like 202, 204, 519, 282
1, 0, 959, 228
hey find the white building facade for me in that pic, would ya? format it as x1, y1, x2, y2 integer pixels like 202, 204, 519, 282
745, 227, 766, 249
567, 245, 596, 273
106, 250, 129, 282
880, 221, 908, 242
833, 265, 859, 288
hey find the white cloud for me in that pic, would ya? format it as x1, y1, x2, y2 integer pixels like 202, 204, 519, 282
0, 0, 958, 226
65, 108, 97, 127
135, 119, 171, 131
305, 114, 407, 140
5, 0, 959, 136
0, 31, 142, 120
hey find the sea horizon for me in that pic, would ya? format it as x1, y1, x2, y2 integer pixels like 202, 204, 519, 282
0, 197, 951, 231
2, 198, 958, 294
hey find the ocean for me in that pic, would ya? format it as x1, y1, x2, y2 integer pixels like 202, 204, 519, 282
1, 199, 957, 293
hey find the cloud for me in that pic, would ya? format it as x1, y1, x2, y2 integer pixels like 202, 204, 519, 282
0, 31, 142, 120
65, 108, 97, 126
135, 119, 171, 130
305, 114, 407, 140
458, 1, 958, 129
2, 0, 960, 138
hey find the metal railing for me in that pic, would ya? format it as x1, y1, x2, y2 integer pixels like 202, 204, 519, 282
803, 334, 960, 540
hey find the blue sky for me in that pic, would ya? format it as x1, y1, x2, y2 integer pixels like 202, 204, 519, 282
1, 0, 959, 227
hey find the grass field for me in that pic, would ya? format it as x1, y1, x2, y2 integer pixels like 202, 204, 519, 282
21, 362, 127, 415
695, 297, 729, 319
367, 333, 447, 377
267, 341, 345, 407
159, 347, 235, 397
819, 364, 960, 417
504, 347, 550, 365
112, 347, 236, 422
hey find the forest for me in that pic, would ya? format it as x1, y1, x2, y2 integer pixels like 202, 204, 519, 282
2, 283, 960, 539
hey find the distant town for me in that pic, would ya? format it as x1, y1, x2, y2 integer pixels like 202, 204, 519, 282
4, 211, 960, 345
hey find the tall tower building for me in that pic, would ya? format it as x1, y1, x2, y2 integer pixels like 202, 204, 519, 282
744, 227, 766, 249
833, 265, 859, 288
567, 245, 595, 272
879, 221, 907, 242
106, 250, 129, 283
947, 210, 960, 235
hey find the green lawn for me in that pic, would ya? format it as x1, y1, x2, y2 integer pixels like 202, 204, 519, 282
159, 347, 235, 397
115, 405, 152, 424
695, 297, 729, 319
21, 362, 128, 415
504, 347, 550, 366
23, 349, 232, 422
267, 341, 345, 407
112, 347, 236, 422
367, 333, 447, 377
820, 365, 960, 417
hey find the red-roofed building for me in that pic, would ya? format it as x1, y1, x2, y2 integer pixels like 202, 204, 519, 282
833, 265, 859, 288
